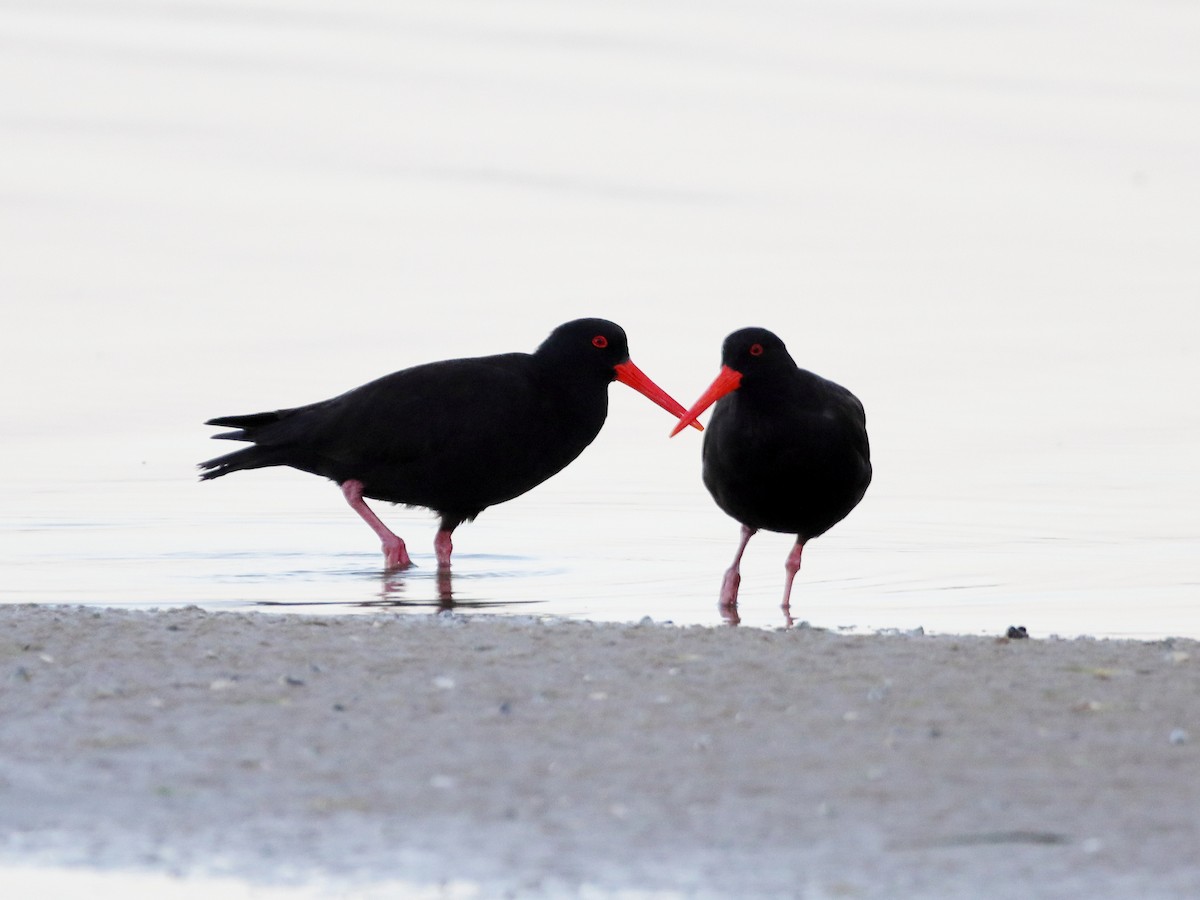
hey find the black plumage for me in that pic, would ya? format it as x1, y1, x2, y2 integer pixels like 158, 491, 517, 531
202, 318, 691, 569
672, 327, 871, 620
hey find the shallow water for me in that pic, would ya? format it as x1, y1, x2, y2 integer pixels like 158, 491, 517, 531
3, 0, 1200, 639
2, 417, 1197, 637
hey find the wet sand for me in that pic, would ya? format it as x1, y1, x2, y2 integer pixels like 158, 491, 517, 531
2, 604, 1199, 898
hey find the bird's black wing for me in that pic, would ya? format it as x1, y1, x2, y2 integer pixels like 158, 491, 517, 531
822, 379, 869, 461
244, 354, 545, 466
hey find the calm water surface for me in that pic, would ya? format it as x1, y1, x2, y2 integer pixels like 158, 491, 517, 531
2, 415, 1197, 638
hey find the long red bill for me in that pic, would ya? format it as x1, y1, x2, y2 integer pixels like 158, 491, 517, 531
669, 365, 743, 437
614, 360, 703, 430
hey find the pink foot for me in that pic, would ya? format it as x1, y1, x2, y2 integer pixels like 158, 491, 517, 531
434, 529, 453, 569
780, 541, 804, 626
716, 524, 755, 624
718, 524, 756, 606
341, 479, 413, 570
719, 567, 742, 607
382, 538, 413, 570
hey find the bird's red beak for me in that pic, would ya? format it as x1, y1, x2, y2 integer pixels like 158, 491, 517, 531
614, 360, 702, 430
669, 365, 743, 437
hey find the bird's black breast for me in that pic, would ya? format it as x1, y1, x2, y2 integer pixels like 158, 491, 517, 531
701, 374, 871, 540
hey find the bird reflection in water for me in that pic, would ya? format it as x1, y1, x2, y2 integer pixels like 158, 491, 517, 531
376, 567, 455, 610
366, 565, 544, 615
254, 564, 541, 615
717, 584, 796, 629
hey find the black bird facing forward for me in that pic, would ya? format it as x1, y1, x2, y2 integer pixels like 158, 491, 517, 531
671, 327, 871, 621
201, 319, 696, 570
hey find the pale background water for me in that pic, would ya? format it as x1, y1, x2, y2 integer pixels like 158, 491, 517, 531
3, 0, 1199, 639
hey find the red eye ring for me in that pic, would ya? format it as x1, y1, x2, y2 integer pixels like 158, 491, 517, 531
749, 343, 764, 356
592, 335, 608, 349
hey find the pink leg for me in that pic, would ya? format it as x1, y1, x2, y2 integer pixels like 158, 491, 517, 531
340, 480, 412, 570
434, 529, 453, 569
719, 525, 757, 608
781, 540, 805, 622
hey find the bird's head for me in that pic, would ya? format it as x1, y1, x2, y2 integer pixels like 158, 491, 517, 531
537, 318, 698, 427
670, 327, 793, 436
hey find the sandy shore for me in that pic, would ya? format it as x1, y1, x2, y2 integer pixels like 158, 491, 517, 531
2, 605, 1199, 898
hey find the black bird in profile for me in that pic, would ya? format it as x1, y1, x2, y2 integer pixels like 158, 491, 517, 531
671, 327, 871, 622
201, 318, 696, 570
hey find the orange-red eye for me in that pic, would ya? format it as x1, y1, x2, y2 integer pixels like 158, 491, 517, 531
592, 335, 608, 349
749, 343, 764, 356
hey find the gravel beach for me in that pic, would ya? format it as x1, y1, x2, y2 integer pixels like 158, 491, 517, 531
2, 604, 1198, 898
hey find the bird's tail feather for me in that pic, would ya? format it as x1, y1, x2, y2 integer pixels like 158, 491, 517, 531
198, 445, 290, 481
200, 406, 315, 479
205, 411, 288, 429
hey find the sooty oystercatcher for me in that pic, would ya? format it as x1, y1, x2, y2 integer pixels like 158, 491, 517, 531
671, 327, 871, 621
201, 318, 696, 570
